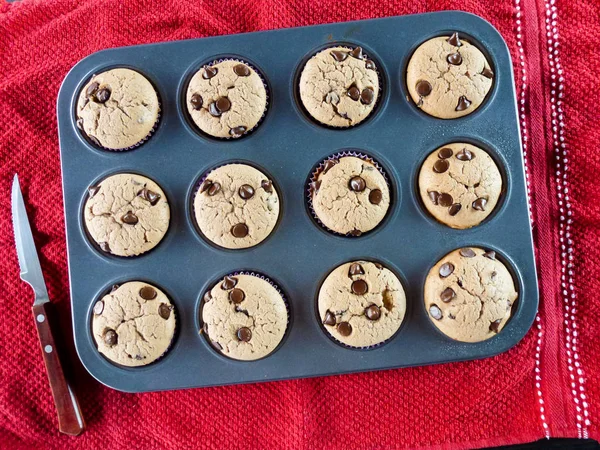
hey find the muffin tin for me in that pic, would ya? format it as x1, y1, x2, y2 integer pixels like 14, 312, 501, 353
57, 12, 538, 392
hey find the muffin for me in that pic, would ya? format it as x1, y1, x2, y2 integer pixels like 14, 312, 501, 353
406, 33, 494, 119
193, 164, 280, 249
76, 68, 160, 150
201, 274, 288, 361
318, 261, 406, 348
418, 143, 502, 229
92, 281, 176, 367
310, 155, 389, 236
424, 247, 518, 342
84, 173, 170, 256
299, 46, 379, 127
186, 60, 267, 138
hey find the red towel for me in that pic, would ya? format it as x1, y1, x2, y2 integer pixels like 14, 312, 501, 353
1, 0, 598, 448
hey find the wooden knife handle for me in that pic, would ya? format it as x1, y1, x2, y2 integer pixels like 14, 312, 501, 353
32, 302, 85, 436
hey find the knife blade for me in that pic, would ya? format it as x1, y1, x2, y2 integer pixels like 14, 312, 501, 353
11, 174, 85, 436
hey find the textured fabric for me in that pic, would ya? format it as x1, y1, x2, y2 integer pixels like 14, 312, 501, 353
0, 0, 598, 449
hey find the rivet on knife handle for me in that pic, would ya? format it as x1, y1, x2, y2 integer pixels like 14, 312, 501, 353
32, 302, 85, 436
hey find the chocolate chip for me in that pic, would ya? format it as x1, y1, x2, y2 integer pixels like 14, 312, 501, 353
457, 279, 463, 288
360, 88, 374, 105
439, 263, 454, 278
229, 288, 245, 304
428, 191, 440, 205
449, 203, 462, 216
139, 286, 157, 300
93, 301, 104, 315
349, 229, 362, 237
337, 322, 352, 336
447, 32, 462, 47
438, 148, 453, 159
238, 184, 255, 200
416, 80, 432, 97
261, 180, 273, 193
351, 279, 368, 295
347, 86, 360, 101
323, 310, 336, 326
481, 67, 494, 79
229, 126, 246, 138
231, 223, 248, 238
365, 59, 376, 70
440, 288, 455, 303
364, 304, 381, 321
104, 329, 118, 346
455, 148, 474, 161
472, 198, 487, 211
349, 47, 364, 59
429, 304, 443, 320
199, 179, 212, 193
190, 93, 203, 110
110, 284, 120, 293
374, 263, 383, 269
325, 91, 340, 105
322, 159, 338, 174
207, 182, 221, 196
447, 53, 463, 65
236, 327, 252, 342
490, 319, 502, 333
433, 159, 450, 173
369, 189, 382, 205
86, 82, 99, 96
95, 88, 111, 103
310, 180, 321, 194
208, 102, 220, 117
88, 185, 100, 197
221, 276, 238, 290
348, 263, 365, 277
233, 64, 250, 76
99, 242, 110, 253
137, 188, 161, 205
455, 96, 472, 111
483, 250, 496, 260
349, 176, 366, 192
203, 291, 212, 303
121, 211, 138, 225
202, 65, 217, 79
438, 193, 453, 207
330, 50, 348, 62
159, 303, 172, 320
460, 248, 476, 258
76, 118, 84, 130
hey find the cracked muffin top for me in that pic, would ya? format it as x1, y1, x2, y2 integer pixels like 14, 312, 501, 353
406, 33, 494, 119
299, 46, 379, 127
424, 247, 518, 342
84, 173, 170, 257
310, 156, 390, 236
201, 274, 288, 361
418, 143, 502, 229
186, 60, 267, 138
92, 281, 176, 367
76, 68, 160, 150
318, 261, 406, 348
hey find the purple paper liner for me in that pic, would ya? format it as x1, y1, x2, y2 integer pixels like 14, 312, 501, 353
187, 57, 270, 140
306, 151, 390, 237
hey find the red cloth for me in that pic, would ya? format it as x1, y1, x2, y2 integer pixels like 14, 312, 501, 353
1, 0, 598, 448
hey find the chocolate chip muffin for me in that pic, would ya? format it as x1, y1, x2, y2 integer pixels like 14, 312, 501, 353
193, 164, 280, 249
92, 281, 176, 366
84, 173, 170, 256
76, 68, 160, 150
201, 274, 288, 361
418, 143, 502, 229
299, 46, 379, 127
407, 33, 493, 119
318, 261, 406, 348
186, 60, 267, 138
310, 156, 390, 236
424, 247, 518, 342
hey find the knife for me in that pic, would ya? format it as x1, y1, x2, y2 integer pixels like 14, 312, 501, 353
11, 175, 85, 436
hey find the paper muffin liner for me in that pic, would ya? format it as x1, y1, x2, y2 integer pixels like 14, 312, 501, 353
199, 271, 290, 360
307, 151, 391, 237
298, 44, 383, 129
187, 57, 270, 140
77, 71, 162, 152
91, 281, 178, 368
